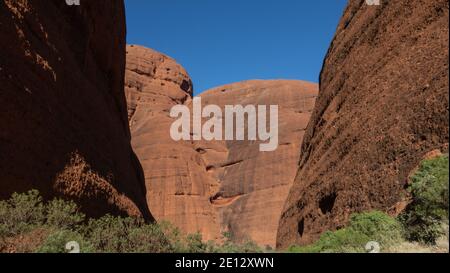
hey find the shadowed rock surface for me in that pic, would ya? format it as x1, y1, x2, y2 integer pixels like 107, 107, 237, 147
277, 0, 449, 248
125, 45, 318, 246
0, 0, 151, 219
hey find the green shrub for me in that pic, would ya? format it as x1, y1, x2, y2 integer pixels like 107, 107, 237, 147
166, 229, 263, 253
399, 155, 449, 244
126, 223, 173, 253
289, 211, 403, 253
0, 190, 45, 237
157, 220, 187, 252
183, 233, 208, 253
229, 239, 262, 253
45, 199, 85, 230
82, 215, 173, 253
210, 232, 262, 253
36, 230, 93, 253
0, 190, 264, 253
350, 211, 403, 246
288, 228, 369, 253
82, 215, 138, 253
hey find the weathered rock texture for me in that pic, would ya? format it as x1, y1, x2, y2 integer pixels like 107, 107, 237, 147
125, 45, 220, 240
125, 45, 318, 246
199, 80, 318, 247
277, 0, 449, 248
0, 0, 151, 219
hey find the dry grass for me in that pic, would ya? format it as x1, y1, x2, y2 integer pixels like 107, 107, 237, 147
386, 225, 449, 253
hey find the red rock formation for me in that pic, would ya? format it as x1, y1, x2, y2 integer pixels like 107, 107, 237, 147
0, 0, 151, 219
277, 0, 449, 248
199, 80, 318, 247
125, 45, 220, 240
125, 44, 318, 246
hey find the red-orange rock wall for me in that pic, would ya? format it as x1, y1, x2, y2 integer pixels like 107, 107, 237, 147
277, 0, 449, 248
0, 0, 151, 219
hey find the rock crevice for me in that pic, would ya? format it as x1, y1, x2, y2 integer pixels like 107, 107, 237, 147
125, 48, 318, 247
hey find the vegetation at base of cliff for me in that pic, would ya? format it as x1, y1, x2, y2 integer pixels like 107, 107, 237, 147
288, 211, 404, 253
399, 154, 449, 244
0, 190, 261, 253
1, 157, 447, 253
289, 155, 449, 253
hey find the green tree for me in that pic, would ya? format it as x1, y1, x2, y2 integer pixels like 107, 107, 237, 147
399, 155, 449, 244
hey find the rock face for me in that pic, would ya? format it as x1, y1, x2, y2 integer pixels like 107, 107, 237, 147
0, 0, 151, 219
125, 45, 220, 240
277, 0, 449, 248
199, 81, 317, 247
125, 44, 318, 246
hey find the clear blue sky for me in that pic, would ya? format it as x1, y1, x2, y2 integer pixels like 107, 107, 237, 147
125, 0, 348, 95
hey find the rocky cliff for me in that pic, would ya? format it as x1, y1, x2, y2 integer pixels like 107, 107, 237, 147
125, 45, 220, 240
0, 0, 152, 219
199, 80, 317, 247
277, 0, 449, 248
125, 45, 318, 246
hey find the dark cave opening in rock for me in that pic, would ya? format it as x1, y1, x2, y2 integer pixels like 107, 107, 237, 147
319, 193, 337, 214
298, 218, 305, 237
